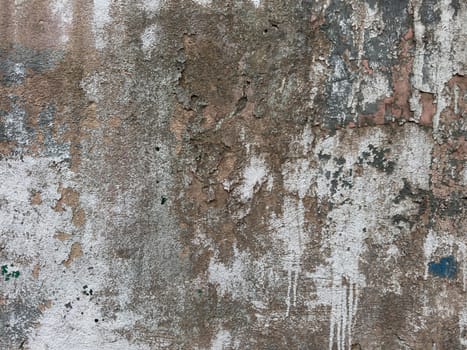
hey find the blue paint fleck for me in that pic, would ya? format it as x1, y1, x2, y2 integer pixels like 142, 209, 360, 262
428, 255, 457, 279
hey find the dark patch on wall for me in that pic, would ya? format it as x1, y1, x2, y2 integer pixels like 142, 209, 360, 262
363, 0, 409, 67
359, 101, 379, 116
1, 264, 20, 281
0, 46, 63, 86
435, 192, 465, 217
358, 144, 395, 174
322, 0, 356, 57
451, 0, 460, 16
428, 256, 457, 279
321, 0, 356, 127
38, 104, 69, 157
0, 298, 42, 349
420, 0, 441, 26
0, 96, 35, 147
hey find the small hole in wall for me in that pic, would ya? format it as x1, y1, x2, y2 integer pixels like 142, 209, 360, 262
94, 319, 99, 323
155, 146, 160, 151
263, 29, 268, 33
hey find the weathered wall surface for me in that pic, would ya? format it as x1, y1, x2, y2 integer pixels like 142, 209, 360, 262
0, 0, 465, 349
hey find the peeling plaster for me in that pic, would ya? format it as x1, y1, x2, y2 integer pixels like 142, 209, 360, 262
1, 0, 465, 348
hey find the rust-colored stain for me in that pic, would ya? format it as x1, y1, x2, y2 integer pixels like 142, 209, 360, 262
38, 300, 52, 312
71, 208, 86, 227
53, 187, 80, 212
30, 191, 42, 205
419, 92, 436, 126
32, 263, 40, 279
63, 242, 83, 268
53, 232, 72, 241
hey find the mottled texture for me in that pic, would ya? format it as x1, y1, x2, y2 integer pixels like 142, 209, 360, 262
0, 0, 466, 349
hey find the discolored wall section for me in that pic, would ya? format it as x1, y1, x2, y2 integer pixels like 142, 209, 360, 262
0, 1, 465, 349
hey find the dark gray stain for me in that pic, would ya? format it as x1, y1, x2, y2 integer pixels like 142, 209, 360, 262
359, 101, 379, 115
325, 157, 353, 196
0, 99, 68, 156
420, 0, 441, 26
0, 298, 42, 349
0, 96, 34, 146
358, 144, 395, 174
320, 0, 356, 128
38, 104, 69, 157
0, 46, 63, 86
363, 0, 409, 67
451, 0, 460, 16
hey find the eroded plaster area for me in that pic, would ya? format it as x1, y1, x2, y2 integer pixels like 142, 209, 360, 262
0, 0, 466, 349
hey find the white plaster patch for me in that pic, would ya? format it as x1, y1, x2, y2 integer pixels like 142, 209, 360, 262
140, 0, 162, 12
92, 0, 112, 49
192, 0, 212, 6
207, 244, 277, 309
283, 158, 314, 198
141, 24, 160, 59
30, 307, 151, 350
208, 246, 249, 300
251, 0, 261, 7
0, 155, 147, 349
394, 126, 433, 190
50, 0, 73, 45
270, 197, 308, 316
0, 156, 72, 269
210, 329, 233, 350
13, 63, 25, 80
80, 73, 106, 104
237, 155, 269, 202
289, 125, 315, 156
360, 72, 391, 107
268, 126, 322, 316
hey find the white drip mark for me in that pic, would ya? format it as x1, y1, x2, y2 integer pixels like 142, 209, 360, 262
271, 197, 306, 317
286, 269, 292, 316
293, 268, 299, 307
328, 282, 359, 350
285, 268, 300, 317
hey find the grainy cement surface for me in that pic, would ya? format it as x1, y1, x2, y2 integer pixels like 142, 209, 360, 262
0, 0, 466, 349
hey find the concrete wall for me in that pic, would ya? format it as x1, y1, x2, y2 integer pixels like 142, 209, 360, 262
0, 0, 465, 349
